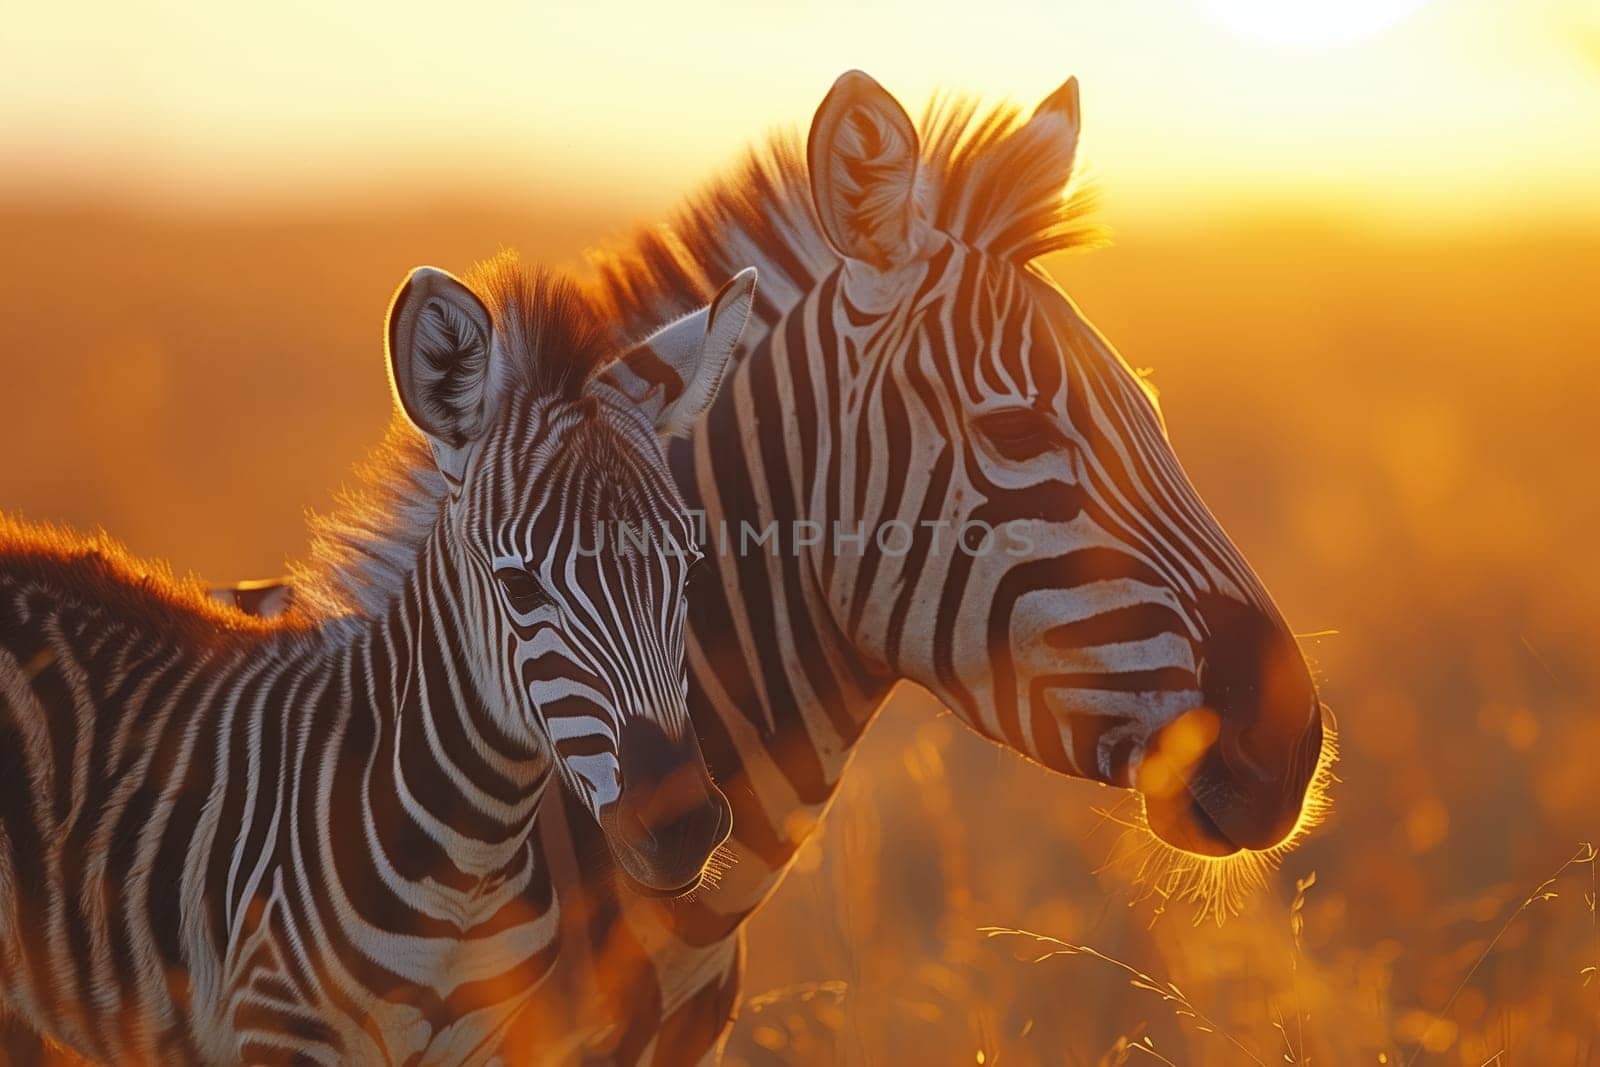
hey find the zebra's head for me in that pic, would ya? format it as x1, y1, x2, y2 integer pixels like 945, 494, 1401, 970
801, 72, 1331, 862
386, 264, 755, 895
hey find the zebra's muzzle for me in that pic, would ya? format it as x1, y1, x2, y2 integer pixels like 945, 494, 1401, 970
1136, 698, 1327, 857
1136, 595, 1326, 856
598, 718, 733, 896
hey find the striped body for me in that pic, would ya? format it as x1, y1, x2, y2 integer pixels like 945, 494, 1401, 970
0, 259, 755, 1063
211, 75, 1330, 1064
0, 525, 557, 1064
522, 74, 1330, 1065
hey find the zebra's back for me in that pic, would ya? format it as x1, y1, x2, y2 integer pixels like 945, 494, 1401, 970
0, 528, 561, 1065
0, 530, 273, 1062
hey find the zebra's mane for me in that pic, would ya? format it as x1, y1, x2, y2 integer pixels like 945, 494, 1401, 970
293, 257, 613, 621
292, 93, 1098, 622
591, 91, 1101, 336
0, 514, 288, 640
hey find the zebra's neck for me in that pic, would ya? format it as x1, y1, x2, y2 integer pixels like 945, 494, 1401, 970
600, 171, 904, 884
671, 269, 895, 823
205, 528, 556, 1055
336, 526, 551, 896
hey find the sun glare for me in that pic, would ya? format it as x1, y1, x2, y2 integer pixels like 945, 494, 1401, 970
1205, 0, 1431, 47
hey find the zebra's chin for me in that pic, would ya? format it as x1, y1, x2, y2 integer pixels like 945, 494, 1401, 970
595, 751, 734, 898
597, 803, 733, 898
1112, 710, 1340, 923
1140, 780, 1245, 858
1134, 702, 1330, 859
615, 869, 712, 900
601, 818, 732, 899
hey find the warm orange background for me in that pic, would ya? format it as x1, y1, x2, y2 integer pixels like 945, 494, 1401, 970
4, 1, 1599, 1063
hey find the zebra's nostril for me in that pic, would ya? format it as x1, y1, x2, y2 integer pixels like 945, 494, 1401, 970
1137, 594, 1327, 855
1196, 593, 1318, 787
628, 806, 654, 847
1217, 720, 1276, 784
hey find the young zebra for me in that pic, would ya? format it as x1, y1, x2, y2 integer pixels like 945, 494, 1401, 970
0, 258, 756, 1064
213, 74, 1336, 1064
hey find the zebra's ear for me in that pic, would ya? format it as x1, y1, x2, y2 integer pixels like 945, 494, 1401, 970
1024, 75, 1083, 182
603, 267, 756, 437
386, 266, 503, 482
807, 70, 924, 270
1032, 75, 1082, 132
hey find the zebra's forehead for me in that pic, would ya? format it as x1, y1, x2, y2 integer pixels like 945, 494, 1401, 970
956, 259, 1160, 416
482, 394, 696, 559
890, 247, 1072, 405
976, 262, 1073, 404
1024, 268, 1168, 424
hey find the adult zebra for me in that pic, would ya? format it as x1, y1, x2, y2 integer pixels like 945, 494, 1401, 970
215, 73, 1335, 1064
0, 258, 756, 1064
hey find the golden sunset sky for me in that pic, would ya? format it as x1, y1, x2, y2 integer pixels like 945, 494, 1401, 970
4, 0, 1597, 232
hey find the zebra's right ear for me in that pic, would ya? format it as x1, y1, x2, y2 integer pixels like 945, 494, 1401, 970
602, 268, 756, 437
386, 266, 503, 484
808, 70, 925, 270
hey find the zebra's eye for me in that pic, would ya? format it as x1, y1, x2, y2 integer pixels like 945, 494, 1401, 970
494, 566, 553, 614
972, 406, 1062, 462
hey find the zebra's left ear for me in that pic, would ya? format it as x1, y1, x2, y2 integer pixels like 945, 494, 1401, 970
386, 266, 505, 485
1024, 76, 1083, 181
955, 76, 1086, 262
602, 268, 757, 437
1031, 76, 1082, 134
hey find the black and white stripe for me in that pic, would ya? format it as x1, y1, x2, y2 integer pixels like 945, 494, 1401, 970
543, 71, 1327, 1065
213, 75, 1329, 1065
0, 259, 753, 1064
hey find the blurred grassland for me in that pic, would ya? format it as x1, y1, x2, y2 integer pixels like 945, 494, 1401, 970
2, 200, 1597, 1065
